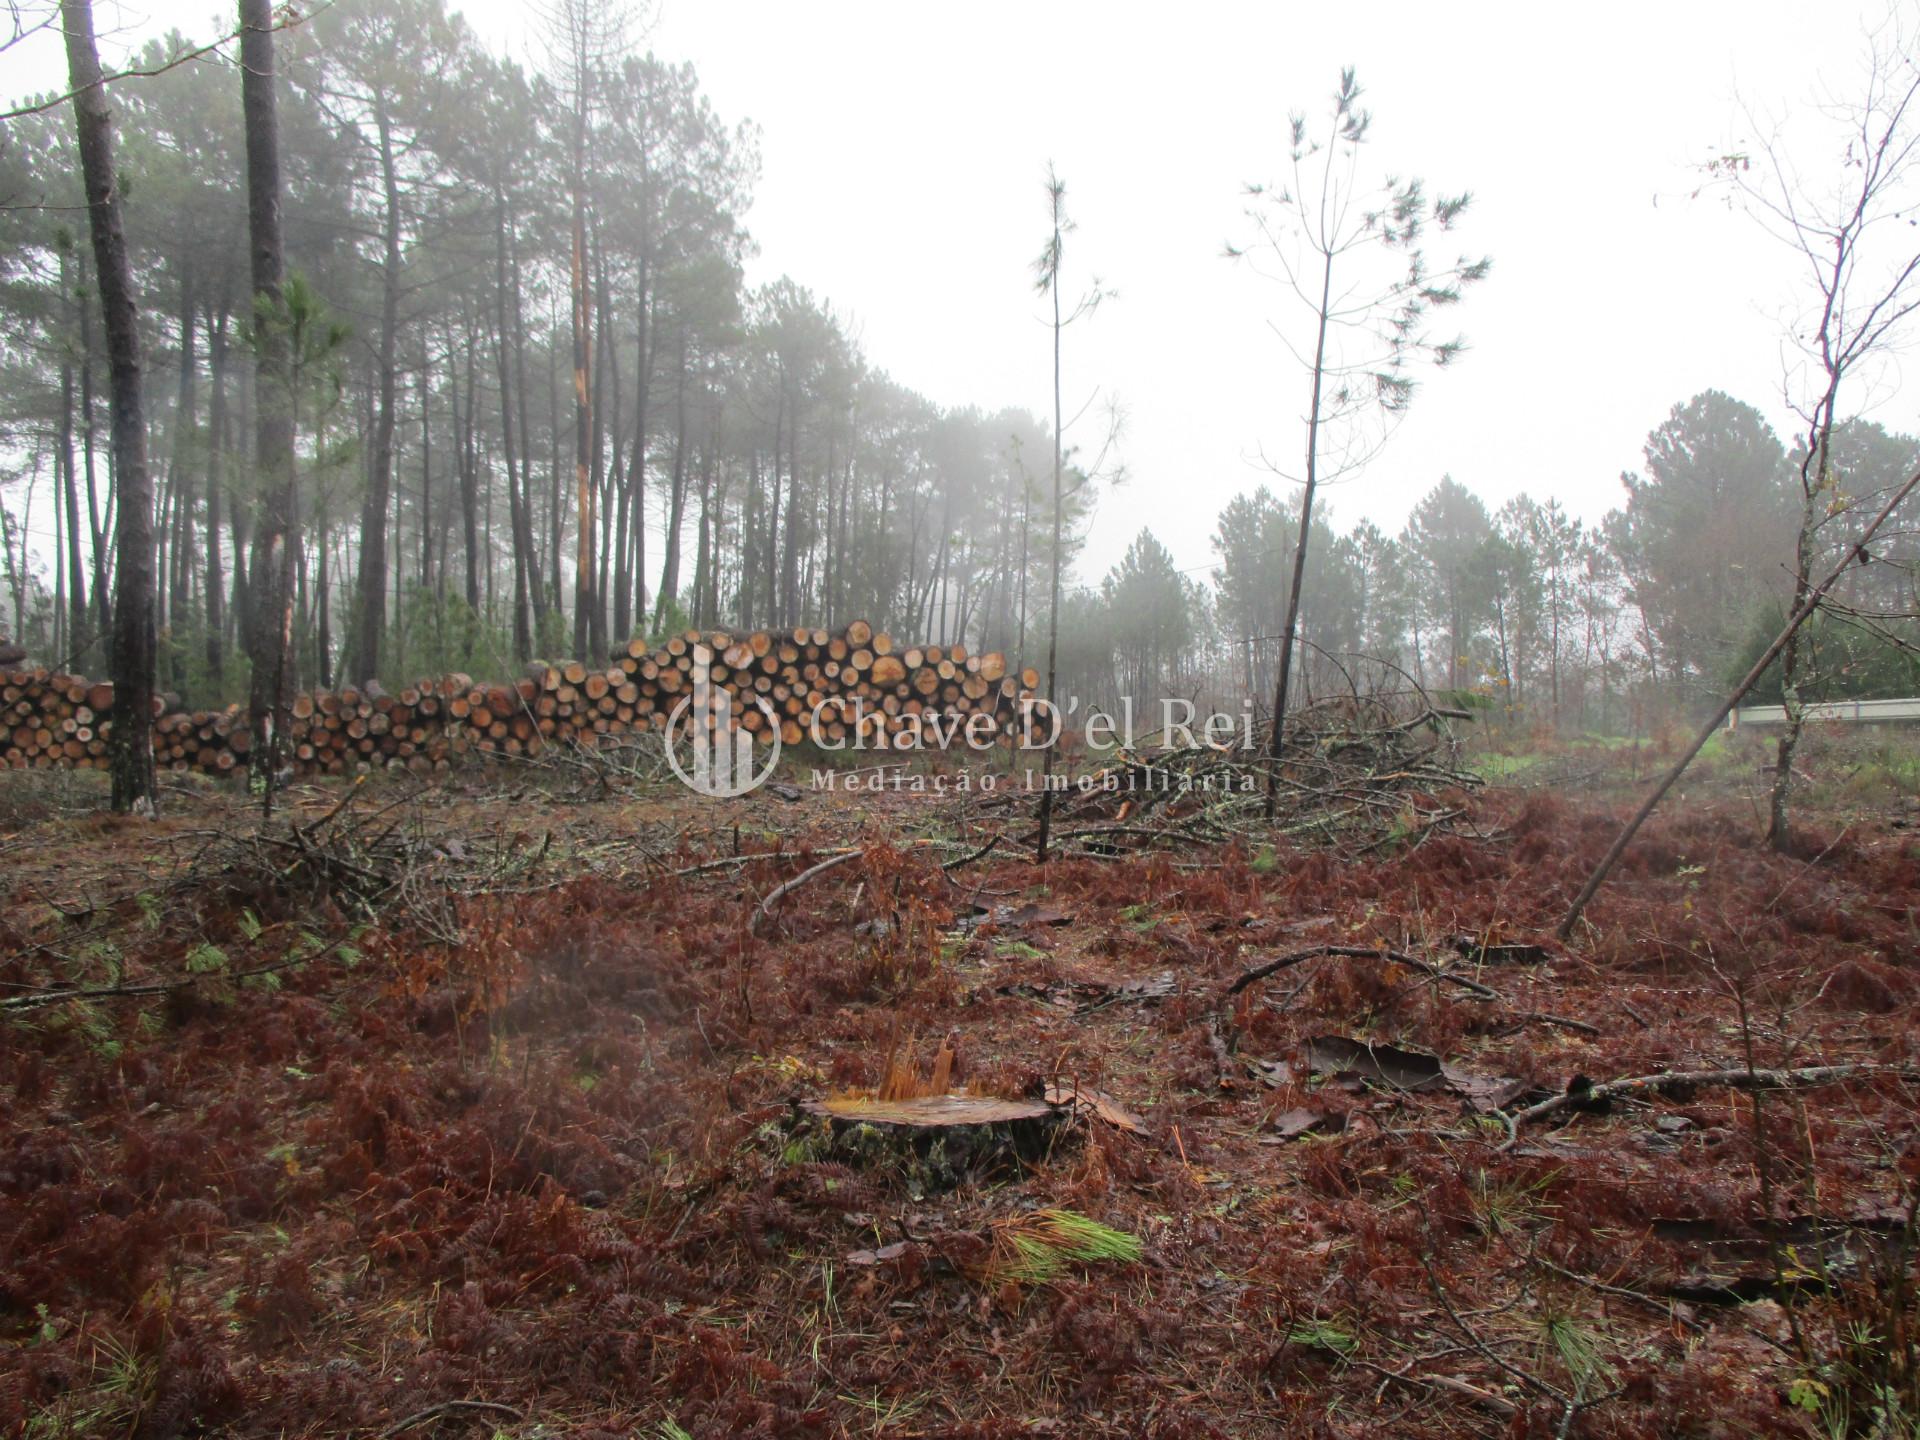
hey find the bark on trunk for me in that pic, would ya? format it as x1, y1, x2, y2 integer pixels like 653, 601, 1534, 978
239, 0, 298, 808
349, 99, 402, 685
58, 355, 88, 659
1265, 247, 1335, 820
1768, 429, 1827, 853
569, 164, 594, 659
656, 329, 690, 626
62, 0, 157, 813
164, 279, 196, 681
79, 301, 108, 635
492, 185, 533, 661
204, 303, 227, 686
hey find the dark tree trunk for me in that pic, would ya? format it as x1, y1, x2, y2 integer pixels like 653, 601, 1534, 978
1035, 241, 1065, 861
417, 357, 431, 602
59, 357, 88, 659
227, 354, 250, 652
765, 395, 784, 625
418, 369, 430, 596
611, 433, 633, 640
510, 223, 545, 635
204, 303, 228, 686
165, 279, 196, 684
492, 186, 533, 661
470, 342, 487, 620
569, 170, 594, 659
656, 328, 690, 627
62, 0, 156, 813
349, 99, 402, 684
741, 452, 760, 628
591, 241, 614, 651
458, 334, 480, 613
780, 386, 802, 627
239, 0, 297, 808
314, 494, 332, 688
547, 312, 563, 632
626, 257, 651, 635
78, 300, 108, 635
56, 249, 89, 659
690, 441, 713, 628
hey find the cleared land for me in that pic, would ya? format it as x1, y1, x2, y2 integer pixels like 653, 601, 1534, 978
2, 732, 1917, 1439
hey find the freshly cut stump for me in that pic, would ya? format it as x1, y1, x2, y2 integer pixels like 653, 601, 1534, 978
798, 1093, 1067, 1189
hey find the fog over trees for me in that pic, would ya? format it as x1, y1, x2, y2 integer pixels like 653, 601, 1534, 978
1, 0, 1917, 748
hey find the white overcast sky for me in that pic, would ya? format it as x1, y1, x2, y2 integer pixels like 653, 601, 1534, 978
6, 0, 1914, 583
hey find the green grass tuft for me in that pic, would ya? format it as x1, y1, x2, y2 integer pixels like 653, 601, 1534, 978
990, 1209, 1143, 1286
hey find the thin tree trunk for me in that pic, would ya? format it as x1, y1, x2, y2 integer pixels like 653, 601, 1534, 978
417, 367, 430, 597
628, 259, 650, 633
492, 186, 533, 661
780, 383, 803, 627
569, 151, 594, 658
204, 303, 228, 687
656, 328, 690, 625
456, 332, 476, 614
592, 241, 615, 652
58, 353, 88, 660
459, 331, 480, 612
1264, 246, 1334, 820
79, 300, 108, 635
766, 394, 784, 624
227, 355, 250, 653
314, 470, 332, 689
510, 218, 546, 636
417, 353, 432, 601
1036, 237, 1064, 861
348, 99, 402, 685
741, 451, 760, 628
53, 429, 66, 662
1768, 440, 1826, 853
548, 304, 563, 635
690, 431, 714, 628
165, 279, 196, 686
611, 334, 633, 643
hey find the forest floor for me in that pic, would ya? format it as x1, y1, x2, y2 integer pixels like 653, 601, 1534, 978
3, 729, 1919, 1439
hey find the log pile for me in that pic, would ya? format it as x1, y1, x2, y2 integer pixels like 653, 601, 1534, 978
1, 669, 131, 770
1, 622, 1041, 778
611, 620, 1041, 752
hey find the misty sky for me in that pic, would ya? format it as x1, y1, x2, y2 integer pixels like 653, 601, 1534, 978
5, 0, 1909, 584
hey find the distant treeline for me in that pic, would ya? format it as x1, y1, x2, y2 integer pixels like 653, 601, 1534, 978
1058, 393, 1920, 730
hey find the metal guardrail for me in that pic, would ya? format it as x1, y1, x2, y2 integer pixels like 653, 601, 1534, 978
1730, 697, 1920, 727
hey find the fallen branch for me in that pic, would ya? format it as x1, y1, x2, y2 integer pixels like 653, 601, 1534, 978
1512, 1009, 1602, 1037
1514, 1245, 1705, 1333
1497, 1062, 1920, 1151
750, 848, 866, 934
940, 832, 1004, 871
377, 1400, 526, 1438
1, 931, 361, 1012
1351, 1357, 1519, 1419
669, 847, 852, 879
1224, 944, 1501, 1001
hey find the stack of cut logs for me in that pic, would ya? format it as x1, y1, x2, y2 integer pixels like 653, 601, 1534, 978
1, 621, 1042, 778
2, 671, 129, 771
